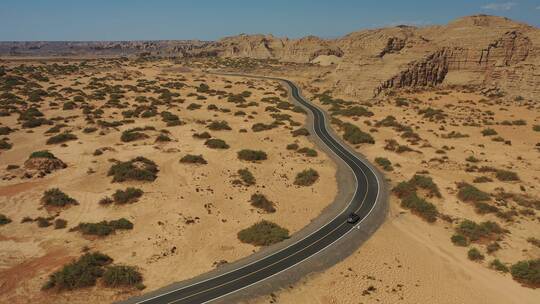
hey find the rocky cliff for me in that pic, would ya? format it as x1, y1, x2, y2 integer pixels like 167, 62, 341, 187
214, 34, 343, 63
208, 15, 538, 99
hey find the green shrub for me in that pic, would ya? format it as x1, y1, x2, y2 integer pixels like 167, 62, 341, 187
42, 252, 113, 290
19, 107, 44, 121
457, 183, 490, 202
410, 175, 441, 198
456, 220, 504, 242
297, 147, 318, 157
22, 117, 52, 128
527, 237, 540, 248
473, 201, 499, 214
180, 154, 207, 164
487, 242, 501, 253
108, 157, 158, 182
393, 175, 440, 199
451, 234, 468, 246
121, 129, 148, 142
112, 188, 143, 204
332, 106, 373, 117
495, 170, 519, 181
533, 125, 540, 132
37, 217, 52, 228
419, 107, 446, 120
0, 126, 13, 135
481, 128, 497, 136
155, 133, 171, 142
46, 124, 67, 134
208, 120, 231, 131
342, 123, 374, 144
63, 101, 76, 110
291, 128, 309, 137
467, 247, 484, 261
250, 194, 276, 213
41, 188, 78, 207
103, 265, 143, 287
392, 181, 416, 199
286, 143, 299, 150
193, 131, 211, 139
465, 155, 480, 163
76, 218, 133, 236
400, 193, 438, 222
6, 164, 19, 170
238, 168, 255, 186
294, 168, 319, 186
237, 220, 289, 246
109, 218, 134, 230
46, 132, 77, 145
473, 176, 492, 183
252, 123, 277, 132
0, 214, 12, 225
374, 157, 393, 171
205, 138, 230, 149
83, 127, 98, 134
490, 259, 509, 273
0, 139, 12, 150
187, 103, 202, 110
54, 218, 67, 229
510, 259, 540, 286
29, 150, 56, 159
99, 196, 114, 206
238, 149, 267, 162
161, 111, 181, 126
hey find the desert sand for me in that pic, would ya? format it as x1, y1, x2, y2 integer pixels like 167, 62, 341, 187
0, 59, 337, 303
249, 87, 540, 304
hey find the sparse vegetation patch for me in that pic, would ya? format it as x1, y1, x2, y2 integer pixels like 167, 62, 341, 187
112, 188, 143, 204
237, 220, 289, 246
108, 157, 158, 182
294, 168, 319, 186
41, 188, 78, 207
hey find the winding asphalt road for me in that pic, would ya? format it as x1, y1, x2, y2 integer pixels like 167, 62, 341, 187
124, 77, 382, 304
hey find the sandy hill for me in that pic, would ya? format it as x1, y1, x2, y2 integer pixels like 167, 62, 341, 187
210, 15, 540, 99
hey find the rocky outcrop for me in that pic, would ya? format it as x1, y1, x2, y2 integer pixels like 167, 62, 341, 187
374, 28, 537, 96
378, 37, 407, 57
24, 157, 66, 173
215, 34, 343, 63
479, 31, 531, 66
374, 48, 450, 95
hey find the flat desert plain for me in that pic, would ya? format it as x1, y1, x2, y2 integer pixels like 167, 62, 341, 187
249, 83, 540, 303
0, 59, 337, 303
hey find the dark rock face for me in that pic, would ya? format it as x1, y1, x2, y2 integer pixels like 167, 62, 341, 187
375, 49, 450, 95
375, 30, 535, 96
24, 157, 67, 174
378, 37, 407, 57
479, 31, 531, 66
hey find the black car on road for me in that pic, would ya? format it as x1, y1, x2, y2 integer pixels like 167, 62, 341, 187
347, 213, 360, 224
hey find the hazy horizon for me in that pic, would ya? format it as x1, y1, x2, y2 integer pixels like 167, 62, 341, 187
1, 0, 539, 41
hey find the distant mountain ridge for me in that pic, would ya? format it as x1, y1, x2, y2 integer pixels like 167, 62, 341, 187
0, 40, 214, 58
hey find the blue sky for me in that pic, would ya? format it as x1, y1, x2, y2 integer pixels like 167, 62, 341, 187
0, 0, 538, 41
